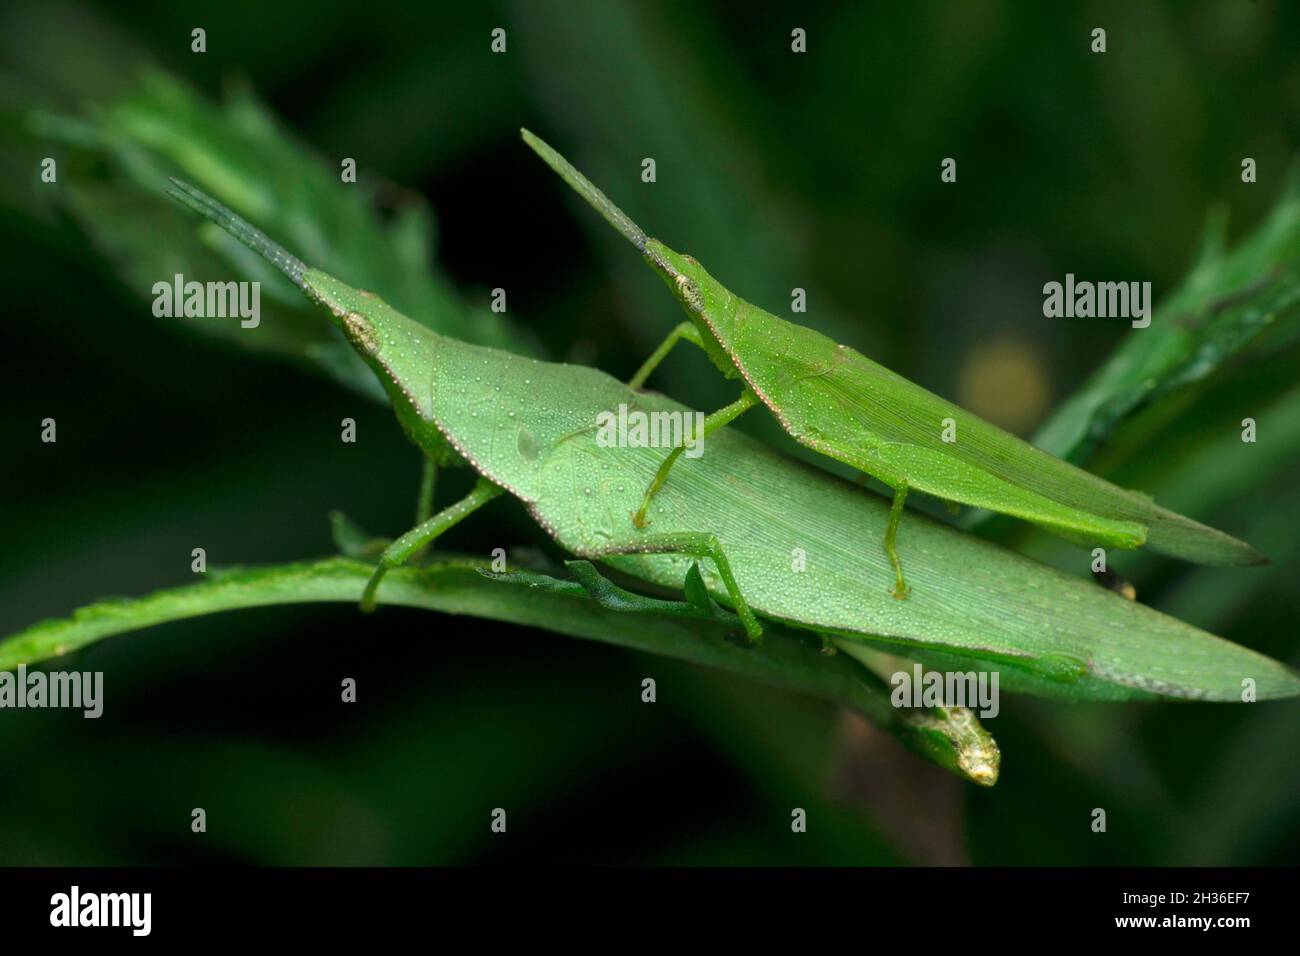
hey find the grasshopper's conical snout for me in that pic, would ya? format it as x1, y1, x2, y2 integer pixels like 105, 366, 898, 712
520, 128, 648, 252
165, 178, 309, 289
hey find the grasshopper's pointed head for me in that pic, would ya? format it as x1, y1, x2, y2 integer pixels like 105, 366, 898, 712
165, 178, 442, 427
643, 240, 729, 321
519, 130, 731, 331
304, 270, 439, 420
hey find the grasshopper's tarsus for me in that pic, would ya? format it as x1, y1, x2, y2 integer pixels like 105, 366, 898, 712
359, 477, 504, 613
633, 389, 760, 527
886, 483, 911, 599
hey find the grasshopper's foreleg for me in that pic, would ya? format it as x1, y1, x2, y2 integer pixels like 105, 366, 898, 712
628, 321, 705, 389
884, 482, 911, 599
609, 531, 763, 645
632, 389, 759, 528
360, 477, 504, 612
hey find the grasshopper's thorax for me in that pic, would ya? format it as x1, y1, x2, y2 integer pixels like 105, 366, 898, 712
643, 240, 741, 379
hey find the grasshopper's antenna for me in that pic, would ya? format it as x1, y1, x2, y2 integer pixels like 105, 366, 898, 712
521, 128, 648, 251
165, 177, 309, 288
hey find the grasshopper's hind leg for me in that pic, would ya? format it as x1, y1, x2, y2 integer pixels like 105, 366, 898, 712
602, 530, 763, 645
632, 389, 759, 528
360, 477, 504, 612
884, 482, 911, 599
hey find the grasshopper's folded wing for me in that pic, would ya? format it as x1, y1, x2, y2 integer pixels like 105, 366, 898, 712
724, 305, 1265, 566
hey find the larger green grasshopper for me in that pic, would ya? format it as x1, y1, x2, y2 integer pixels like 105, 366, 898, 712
521, 130, 1267, 599
166, 179, 1300, 708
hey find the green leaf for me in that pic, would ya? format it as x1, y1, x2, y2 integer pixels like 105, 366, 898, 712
0, 555, 999, 787
1031, 165, 1300, 463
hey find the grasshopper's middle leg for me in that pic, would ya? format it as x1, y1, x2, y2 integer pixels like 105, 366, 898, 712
884, 482, 911, 599
360, 477, 504, 612
633, 389, 759, 528
415, 457, 438, 524
409, 457, 440, 561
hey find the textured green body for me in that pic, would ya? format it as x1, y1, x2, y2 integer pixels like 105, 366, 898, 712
304, 271, 1294, 701
650, 241, 1264, 565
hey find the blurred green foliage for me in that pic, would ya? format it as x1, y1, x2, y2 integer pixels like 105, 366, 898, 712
1, 0, 1298, 865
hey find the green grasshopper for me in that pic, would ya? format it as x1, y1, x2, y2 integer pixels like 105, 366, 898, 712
520, 130, 1267, 599
165, 179, 1300, 708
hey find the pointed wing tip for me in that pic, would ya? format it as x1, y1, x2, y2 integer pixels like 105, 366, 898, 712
1261, 669, 1300, 701
1144, 513, 1269, 567
1212, 539, 1270, 566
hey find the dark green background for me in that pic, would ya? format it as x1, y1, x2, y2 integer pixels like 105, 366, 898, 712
1, 1, 1297, 864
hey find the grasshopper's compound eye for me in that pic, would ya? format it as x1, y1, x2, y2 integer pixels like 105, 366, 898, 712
675, 274, 705, 313
343, 311, 382, 357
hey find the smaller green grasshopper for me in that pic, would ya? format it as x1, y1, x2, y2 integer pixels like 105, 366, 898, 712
522, 129, 1267, 598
